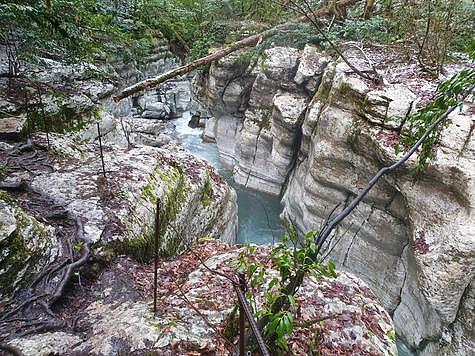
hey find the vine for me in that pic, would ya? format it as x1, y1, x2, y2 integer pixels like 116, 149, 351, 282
231, 226, 336, 354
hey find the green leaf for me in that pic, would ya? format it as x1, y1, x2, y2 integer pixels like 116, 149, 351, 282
288, 294, 296, 307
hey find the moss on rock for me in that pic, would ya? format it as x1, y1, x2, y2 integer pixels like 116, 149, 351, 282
0, 198, 59, 302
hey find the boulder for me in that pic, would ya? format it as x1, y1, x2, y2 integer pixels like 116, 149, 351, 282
294, 45, 330, 94
0, 196, 60, 301
188, 114, 201, 128
0, 116, 26, 137
142, 101, 171, 119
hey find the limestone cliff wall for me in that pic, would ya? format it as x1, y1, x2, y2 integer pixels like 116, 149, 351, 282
194, 45, 475, 355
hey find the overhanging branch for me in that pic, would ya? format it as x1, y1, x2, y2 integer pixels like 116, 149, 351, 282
315, 84, 475, 249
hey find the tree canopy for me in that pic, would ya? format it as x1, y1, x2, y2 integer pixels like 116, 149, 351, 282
1, 0, 473, 71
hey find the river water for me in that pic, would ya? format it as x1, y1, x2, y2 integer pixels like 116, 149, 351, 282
172, 111, 284, 244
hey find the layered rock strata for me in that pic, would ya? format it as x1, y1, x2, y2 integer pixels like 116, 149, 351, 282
194, 45, 475, 355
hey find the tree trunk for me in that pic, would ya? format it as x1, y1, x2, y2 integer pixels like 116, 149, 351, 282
113, 0, 359, 102
364, 0, 375, 19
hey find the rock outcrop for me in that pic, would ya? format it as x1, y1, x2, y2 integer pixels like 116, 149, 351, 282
0, 42, 237, 308
193, 44, 475, 355
194, 46, 316, 195
0, 196, 60, 301
8, 241, 397, 355
0, 131, 237, 301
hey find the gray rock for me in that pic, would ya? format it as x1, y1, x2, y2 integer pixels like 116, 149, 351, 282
18, 135, 238, 253
202, 117, 217, 143
281, 61, 475, 354
9, 243, 396, 355
145, 101, 166, 113
194, 45, 475, 355
294, 45, 330, 93
8, 332, 82, 356
141, 110, 166, 119
188, 114, 201, 128
0, 116, 26, 136
0, 198, 60, 301
133, 132, 171, 147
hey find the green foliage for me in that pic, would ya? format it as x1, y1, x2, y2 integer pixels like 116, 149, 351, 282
2, 0, 472, 72
396, 67, 475, 171
338, 17, 396, 42
378, 0, 474, 72
0, 1, 135, 63
231, 227, 337, 353
200, 173, 213, 207
266, 22, 326, 49
0, 0, 303, 65
117, 189, 129, 200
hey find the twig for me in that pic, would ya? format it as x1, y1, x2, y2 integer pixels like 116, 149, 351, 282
343, 42, 379, 78
288, 0, 381, 83
97, 123, 106, 178
173, 283, 238, 353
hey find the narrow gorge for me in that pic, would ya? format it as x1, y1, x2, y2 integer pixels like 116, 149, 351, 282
1, 1, 474, 355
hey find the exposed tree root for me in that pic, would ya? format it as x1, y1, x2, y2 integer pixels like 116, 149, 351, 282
0, 213, 90, 339
0, 144, 91, 343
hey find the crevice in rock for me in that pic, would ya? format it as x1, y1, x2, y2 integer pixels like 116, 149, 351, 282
342, 204, 375, 267
390, 242, 409, 318
457, 120, 474, 159
442, 278, 473, 347
244, 125, 264, 188
280, 120, 304, 197
309, 69, 336, 139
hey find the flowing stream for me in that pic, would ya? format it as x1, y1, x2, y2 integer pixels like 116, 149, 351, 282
171, 111, 284, 244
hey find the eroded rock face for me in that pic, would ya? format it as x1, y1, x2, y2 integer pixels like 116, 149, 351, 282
1, 133, 237, 259
9, 241, 396, 355
194, 45, 475, 355
0, 197, 60, 301
195, 46, 322, 195
281, 62, 474, 355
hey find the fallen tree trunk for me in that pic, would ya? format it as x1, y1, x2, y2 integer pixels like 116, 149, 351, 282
113, 0, 359, 102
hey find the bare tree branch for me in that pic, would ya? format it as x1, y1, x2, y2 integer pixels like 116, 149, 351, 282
315, 84, 475, 250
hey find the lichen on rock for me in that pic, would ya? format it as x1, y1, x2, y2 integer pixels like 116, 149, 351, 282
8, 241, 397, 355
193, 43, 475, 355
